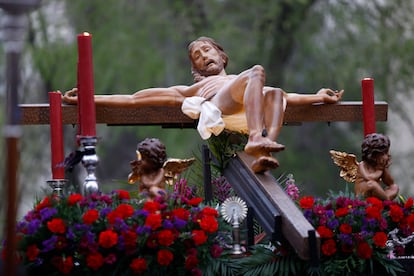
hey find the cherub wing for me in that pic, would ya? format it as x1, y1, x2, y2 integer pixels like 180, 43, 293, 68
329, 150, 359, 183
163, 158, 196, 185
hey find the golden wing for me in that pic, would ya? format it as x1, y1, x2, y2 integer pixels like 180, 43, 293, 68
329, 150, 359, 183
163, 158, 196, 185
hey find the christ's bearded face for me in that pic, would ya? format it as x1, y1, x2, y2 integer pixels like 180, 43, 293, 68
189, 41, 225, 77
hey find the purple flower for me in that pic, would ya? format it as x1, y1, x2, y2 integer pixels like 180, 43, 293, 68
162, 219, 174, 229
23, 210, 37, 221
88, 201, 99, 209
100, 207, 112, 217
39, 207, 57, 221
136, 225, 151, 235
134, 209, 149, 217
338, 233, 353, 245
41, 235, 58, 252
16, 221, 27, 232
211, 176, 233, 203
173, 218, 187, 229
327, 218, 339, 229
27, 219, 41, 235
286, 183, 299, 201
66, 227, 75, 240
114, 217, 129, 232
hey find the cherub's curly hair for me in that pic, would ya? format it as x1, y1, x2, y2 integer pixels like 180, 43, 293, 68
361, 133, 390, 166
137, 138, 167, 169
188, 36, 229, 83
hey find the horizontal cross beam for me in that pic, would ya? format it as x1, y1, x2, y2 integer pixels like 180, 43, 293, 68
19, 101, 388, 126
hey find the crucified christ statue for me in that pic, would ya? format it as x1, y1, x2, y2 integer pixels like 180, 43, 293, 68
63, 36, 343, 173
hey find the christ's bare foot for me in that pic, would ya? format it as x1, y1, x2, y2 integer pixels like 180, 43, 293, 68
251, 155, 279, 173
244, 138, 285, 156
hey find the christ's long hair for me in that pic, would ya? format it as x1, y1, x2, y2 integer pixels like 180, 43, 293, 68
188, 37, 228, 82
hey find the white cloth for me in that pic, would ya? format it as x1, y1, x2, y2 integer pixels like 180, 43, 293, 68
181, 96, 225, 139
181, 95, 288, 139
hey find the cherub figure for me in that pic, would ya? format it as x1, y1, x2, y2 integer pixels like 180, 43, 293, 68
64, 36, 343, 173
128, 138, 195, 199
330, 133, 399, 200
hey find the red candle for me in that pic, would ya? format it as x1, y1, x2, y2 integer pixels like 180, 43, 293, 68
77, 32, 96, 137
361, 78, 376, 136
49, 91, 65, 179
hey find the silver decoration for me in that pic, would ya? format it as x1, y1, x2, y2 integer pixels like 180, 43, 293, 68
79, 136, 99, 195
386, 228, 414, 259
47, 179, 68, 198
221, 196, 248, 255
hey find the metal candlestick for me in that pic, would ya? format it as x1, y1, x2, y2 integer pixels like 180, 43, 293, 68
79, 136, 99, 195
231, 210, 243, 254
221, 196, 248, 255
47, 179, 68, 197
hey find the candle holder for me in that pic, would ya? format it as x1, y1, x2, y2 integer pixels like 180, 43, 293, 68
47, 179, 68, 197
79, 136, 99, 195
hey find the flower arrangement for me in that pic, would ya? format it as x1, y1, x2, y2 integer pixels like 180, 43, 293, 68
13, 189, 229, 275
299, 193, 414, 275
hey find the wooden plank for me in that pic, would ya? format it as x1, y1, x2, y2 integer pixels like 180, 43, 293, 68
223, 152, 320, 260
19, 101, 388, 126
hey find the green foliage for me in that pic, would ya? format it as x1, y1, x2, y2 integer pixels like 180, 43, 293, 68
204, 245, 307, 276
207, 131, 247, 173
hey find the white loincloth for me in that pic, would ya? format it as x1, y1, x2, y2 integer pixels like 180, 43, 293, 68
181, 96, 287, 139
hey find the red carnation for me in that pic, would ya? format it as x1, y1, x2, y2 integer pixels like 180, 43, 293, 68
145, 213, 162, 230
339, 223, 352, 234
122, 230, 138, 248
130, 257, 147, 274
52, 255, 73, 275
143, 201, 161, 213
199, 215, 218, 233
407, 213, 414, 232
201, 207, 218, 217
187, 197, 203, 206
373, 232, 388, 248
157, 229, 175, 246
67, 193, 83, 206
404, 197, 414, 209
157, 249, 174, 266
389, 205, 404, 222
185, 254, 199, 270
192, 229, 208, 245
299, 196, 314, 209
47, 218, 66, 234
366, 197, 384, 209
366, 205, 382, 220
26, 244, 40, 261
210, 244, 223, 258
115, 204, 134, 219
87, 252, 105, 270
357, 241, 373, 259
35, 196, 51, 211
335, 207, 349, 217
98, 230, 118, 248
117, 190, 130, 200
316, 225, 334, 239
60, 256, 74, 275
172, 208, 190, 221
82, 209, 99, 225
321, 239, 337, 256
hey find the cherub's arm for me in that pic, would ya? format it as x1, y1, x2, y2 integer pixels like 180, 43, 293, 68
381, 167, 395, 186
284, 89, 344, 106
359, 164, 399, 200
